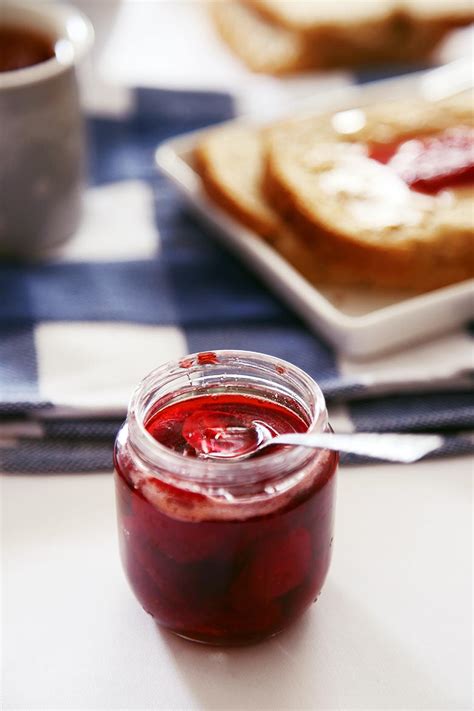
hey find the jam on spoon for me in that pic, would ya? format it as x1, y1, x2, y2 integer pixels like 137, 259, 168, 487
147, 393, 306, 458
181, 410, 277, 458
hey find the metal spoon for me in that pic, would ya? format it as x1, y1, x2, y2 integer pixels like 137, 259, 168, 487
204, 431, 444, 464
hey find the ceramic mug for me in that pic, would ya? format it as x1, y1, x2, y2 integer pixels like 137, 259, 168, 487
0, 1, 94, 259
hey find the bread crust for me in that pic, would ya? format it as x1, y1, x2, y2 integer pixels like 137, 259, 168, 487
195, 125, 281, 239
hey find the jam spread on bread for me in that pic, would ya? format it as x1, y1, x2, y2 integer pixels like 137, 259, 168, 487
369, 126, 474, 194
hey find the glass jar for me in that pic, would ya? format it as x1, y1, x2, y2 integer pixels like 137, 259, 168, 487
114, 350, 338, 645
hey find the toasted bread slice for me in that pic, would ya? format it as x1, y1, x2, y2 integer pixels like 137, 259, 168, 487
245, 0, 395, 32
215, 0, 474, 72
247, 0, 474, 33
195, 124, 281, 239
195, 124, 410, 288
209, 0, 317, 75
264, 94, 474, 290
195, 124, 354, 284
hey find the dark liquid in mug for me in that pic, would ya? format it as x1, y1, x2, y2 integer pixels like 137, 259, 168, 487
0, 26, 55, 72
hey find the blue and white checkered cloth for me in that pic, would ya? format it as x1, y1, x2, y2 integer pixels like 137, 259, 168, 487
1, 78, 473, 472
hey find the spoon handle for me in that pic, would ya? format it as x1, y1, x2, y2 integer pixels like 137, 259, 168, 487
273, 432, 444, 463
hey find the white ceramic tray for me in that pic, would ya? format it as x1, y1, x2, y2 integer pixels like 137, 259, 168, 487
156, 66, 473, 358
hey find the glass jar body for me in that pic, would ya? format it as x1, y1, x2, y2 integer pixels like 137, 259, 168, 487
114, 351, 338, 645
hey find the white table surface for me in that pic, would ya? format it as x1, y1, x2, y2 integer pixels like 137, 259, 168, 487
2, 3, 473, 709
2, 458, 472, 710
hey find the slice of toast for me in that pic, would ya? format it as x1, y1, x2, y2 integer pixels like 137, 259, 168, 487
195, 123, 421, 289
264, 94, 474, 291
195, 124, 362, 285
209, 1, 317, 75
195, 124, 281, 239
212, 1, 474, 74
246, 1, 474, 62
247, 0, 474, 33
245, 0, 395, 32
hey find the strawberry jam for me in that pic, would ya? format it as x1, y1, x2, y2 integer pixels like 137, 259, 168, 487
114, 351, 338, 645
147, 393, 307, 458
369, 126, 474, 194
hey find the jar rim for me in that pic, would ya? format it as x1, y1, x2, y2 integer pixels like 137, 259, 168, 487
126, 350, 329, 488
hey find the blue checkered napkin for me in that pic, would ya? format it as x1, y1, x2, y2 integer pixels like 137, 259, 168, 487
0, 87, 473, 472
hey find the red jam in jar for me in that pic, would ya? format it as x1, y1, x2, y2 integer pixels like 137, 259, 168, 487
369, 126, 474, 194
114, 351, 338, 645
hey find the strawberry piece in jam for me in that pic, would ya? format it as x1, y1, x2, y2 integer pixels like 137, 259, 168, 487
369, 126, 474, 194
134, 478, 228, 563
231, 528, 312, 606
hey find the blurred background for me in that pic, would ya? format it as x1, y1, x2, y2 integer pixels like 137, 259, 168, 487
1, 3, 473, 710
77, 0, 474, 113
